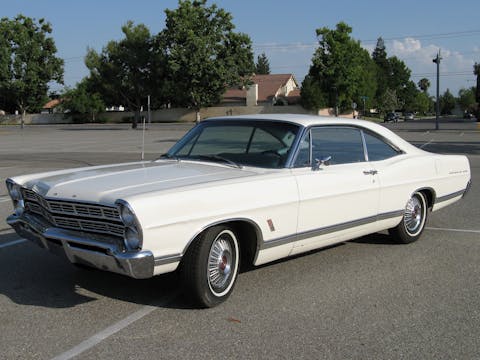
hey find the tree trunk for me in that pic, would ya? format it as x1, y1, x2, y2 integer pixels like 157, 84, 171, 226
21, 109, 26, 129
132, 109, 140, 129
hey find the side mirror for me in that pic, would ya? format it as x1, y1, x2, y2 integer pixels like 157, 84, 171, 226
312, 156, 332, 171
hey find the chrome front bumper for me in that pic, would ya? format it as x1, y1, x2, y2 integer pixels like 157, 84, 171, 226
7, 213, 154, 279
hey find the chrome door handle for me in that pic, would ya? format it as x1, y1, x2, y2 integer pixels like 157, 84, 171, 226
363, 170, 378, 175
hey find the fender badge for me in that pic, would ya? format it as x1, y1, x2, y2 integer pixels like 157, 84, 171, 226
267, 219, 275, 232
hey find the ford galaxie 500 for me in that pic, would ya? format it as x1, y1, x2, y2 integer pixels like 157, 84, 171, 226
6, 114, 471, 307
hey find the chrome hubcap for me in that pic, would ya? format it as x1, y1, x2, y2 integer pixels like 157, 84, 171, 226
208, 236, 233, 291
404, 196, 423, 233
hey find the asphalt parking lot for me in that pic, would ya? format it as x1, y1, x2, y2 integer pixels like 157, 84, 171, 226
0, 118, 479, 359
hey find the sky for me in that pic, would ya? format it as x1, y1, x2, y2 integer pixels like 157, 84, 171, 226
2, 0, 480, 97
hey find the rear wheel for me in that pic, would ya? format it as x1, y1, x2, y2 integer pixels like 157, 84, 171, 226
181, 225, 240, 308
389, 192, 428, 244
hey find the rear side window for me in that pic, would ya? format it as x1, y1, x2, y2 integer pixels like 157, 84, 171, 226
363, 132, 401, 161
310, 127, 366, 165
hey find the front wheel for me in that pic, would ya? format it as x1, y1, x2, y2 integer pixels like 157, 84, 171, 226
181, 225, 240, 308
389, 192, 428, 244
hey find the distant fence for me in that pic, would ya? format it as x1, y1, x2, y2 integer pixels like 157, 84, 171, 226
1, 105, 353, 125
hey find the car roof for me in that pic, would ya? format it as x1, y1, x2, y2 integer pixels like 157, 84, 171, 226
206, 113, 372, 127
204, 113, 421, 154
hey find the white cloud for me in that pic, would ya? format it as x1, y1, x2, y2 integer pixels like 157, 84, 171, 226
379, 38, 476, 94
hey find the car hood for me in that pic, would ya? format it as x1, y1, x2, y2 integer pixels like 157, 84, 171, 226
19, 160, 259, 204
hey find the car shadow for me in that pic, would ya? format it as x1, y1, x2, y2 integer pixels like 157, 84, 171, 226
350, 232, 400, 245
0, 231, 401, 310
0, 232, 187, 309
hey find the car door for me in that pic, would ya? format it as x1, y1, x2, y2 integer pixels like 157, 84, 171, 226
291, 126, 380, 254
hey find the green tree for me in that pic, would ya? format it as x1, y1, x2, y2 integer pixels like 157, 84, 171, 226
400, 80, 420, 111
0, 15, 64, 126
457, 87, 476, 112
474, 63, 480, 104
303, 22, 377, 113
85, 21, 163, 128
372, 37, 389, 102
162, 0, 254, 121
414, 91, 432, 115
377, 88, 400, 114
418, 78, 431, 93
60, 79, 105, 122
255, 52, 270, 74
439, 89, 455, 115
300, 75, 327, 112
371, 38, 414, 110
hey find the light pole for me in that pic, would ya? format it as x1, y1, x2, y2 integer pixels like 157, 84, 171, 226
433, 50, 442, 130
361, 96, 368, 118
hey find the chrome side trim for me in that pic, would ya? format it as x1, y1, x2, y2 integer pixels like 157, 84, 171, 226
436, 188, 467, 204
154, 254, 182, 266
260, 210, 403, 250
462, 180, 472, 198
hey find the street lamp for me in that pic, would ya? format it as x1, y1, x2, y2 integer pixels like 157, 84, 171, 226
433, 50, 442, 130
361, 96, 368, 118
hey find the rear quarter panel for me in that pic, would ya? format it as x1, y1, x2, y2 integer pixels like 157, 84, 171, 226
374, 153, 470, 216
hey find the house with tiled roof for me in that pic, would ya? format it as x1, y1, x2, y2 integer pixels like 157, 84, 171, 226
41, 98, 62, 114
223, 74, 300, 107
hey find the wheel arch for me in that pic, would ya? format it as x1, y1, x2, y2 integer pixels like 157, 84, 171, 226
182, 218, 263, 270
414, 187, 436, 210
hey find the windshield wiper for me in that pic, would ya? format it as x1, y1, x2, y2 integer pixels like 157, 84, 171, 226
158, 153, 180, 161
193, 155, 243, 169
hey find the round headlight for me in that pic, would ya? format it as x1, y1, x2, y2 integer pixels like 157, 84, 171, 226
9, 184, 23, 201
120, 205, 135, 227
14, 199, 25, 216
125, 227, 141, 250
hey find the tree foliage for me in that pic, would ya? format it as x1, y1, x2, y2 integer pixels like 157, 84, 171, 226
60, 79, 105, 122
457, 87, 476, 111
162, 0, 254, 120
414, 91, 432, 115
439, 88, 456, 115
300, 75, 327, 111
377, 88, 400, 114
302, 22, 377, 113
255, 52, 270, 74
372, 37, 389, 101
474, 63, 480, 104
0, 15, 63, 119
418, 78, 431, 93
85, 21, 161, 128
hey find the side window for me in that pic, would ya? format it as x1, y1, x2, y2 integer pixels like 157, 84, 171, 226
363, 132, 401, 161
310, 127, 366, 165
293, 131, 311, 167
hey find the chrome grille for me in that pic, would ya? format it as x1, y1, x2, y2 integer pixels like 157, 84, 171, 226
22, 188, 120, 221
22, 188, 124, 238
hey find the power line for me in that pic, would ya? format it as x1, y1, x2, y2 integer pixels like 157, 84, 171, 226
253, 29, 480, 51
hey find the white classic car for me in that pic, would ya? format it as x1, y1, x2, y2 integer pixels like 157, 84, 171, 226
6, 114, 471, 307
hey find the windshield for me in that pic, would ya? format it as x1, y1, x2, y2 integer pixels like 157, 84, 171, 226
165, 120, 300, 168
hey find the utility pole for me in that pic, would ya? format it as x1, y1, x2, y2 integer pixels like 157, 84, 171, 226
147, 95, 151, 125
361, 96, 368, 118
432, 50, 442, 130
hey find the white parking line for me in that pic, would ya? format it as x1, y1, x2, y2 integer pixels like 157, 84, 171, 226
0, 239, 27, 248
51, 291, 179, 360
426, 227, 480, 234
0, 197, 11, 203
419, 139, 434, 149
